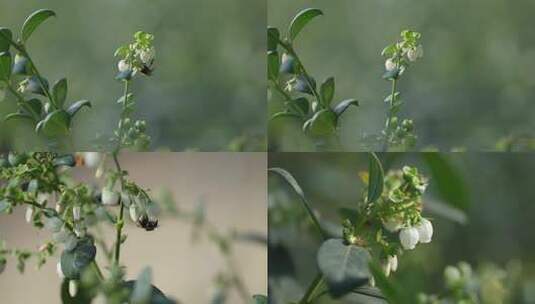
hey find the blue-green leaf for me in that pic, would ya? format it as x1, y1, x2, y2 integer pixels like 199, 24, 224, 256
21, 9, 56, 42
317, 238, 372, 297
320, 77, 335, 107
52, 78, 68, 108
289, 8, 323, 41
67, 100, 91, 117
333, 99, 359, 116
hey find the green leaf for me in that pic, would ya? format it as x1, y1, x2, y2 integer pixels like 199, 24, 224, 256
303, 109, 337, 137
37, 110, 71, 137
422, 153, 470, 210
21, 9, 56, 42
253, 295, 267, 304
4, 112, 33, 122
0, 28, 13, 52
267, 50, 279, 80
132, 267, 152, 304
333, 99, 359, 116
288, 8, 323, 41
268, 167, 326, 239
269, 111, 302, 121
25, 98, 43, 117
124, 281, 175, 304
52, 78, 68, 108
317, 238, 372, 297
320, 77, 335, 106
287, 97, 309, 116
67, 100, 91, 117
60, 250, 79, 280
367, 153, 384, 203
60, 238, 96, 280
0, 51, 12, 80
267, 27, 279, 51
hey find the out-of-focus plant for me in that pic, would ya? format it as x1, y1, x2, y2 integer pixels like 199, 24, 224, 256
418, 262, 519, 304
267, 8, 359, 150
268, 153, 434, 302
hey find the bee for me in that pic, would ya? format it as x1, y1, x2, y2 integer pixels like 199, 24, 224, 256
136, 214, 158, 231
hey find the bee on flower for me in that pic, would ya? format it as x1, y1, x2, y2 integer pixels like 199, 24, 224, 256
114, 31, 156, 79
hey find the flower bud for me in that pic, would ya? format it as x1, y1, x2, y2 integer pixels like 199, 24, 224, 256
25, 206, 34, 223
388, 255, 398, 272
139, 47, 155, 64
444, 266, 461, 287
415, 218, 433, 243
399, 227, 419, 250
385, 58, 396, 71
101, 188, 120, 206
69, 280, 78, 297
117, 60, 131, 72
55, 202, 63, 213
383, 218, 403, 232
72, 206, 81, 221
56, 261, 65, 279
83, 152, 101, 168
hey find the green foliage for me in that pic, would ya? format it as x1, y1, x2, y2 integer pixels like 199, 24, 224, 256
288, 8, 323, 41
21, 9, 56, 42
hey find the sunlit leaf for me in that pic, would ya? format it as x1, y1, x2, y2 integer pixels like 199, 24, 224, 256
21, 9, 56, 42
333, 99, 359, 116
289, 8, 323, 41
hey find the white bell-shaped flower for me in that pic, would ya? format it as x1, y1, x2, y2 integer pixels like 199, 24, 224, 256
385, 58, 397, 71
382, 259, 392, 277
388, 255, 398, 272
399, 227, 419, 250
129, 205, 138, 222
415, 218, 433, 243
25, 206, 34, 223
83, 152, 101, 168
407, 45, 423, 62
69, 280, 78, 297
102, 188, 120, 206
117, 60, 131, 72
56, 261, 65, 279
72, 206, 81, 221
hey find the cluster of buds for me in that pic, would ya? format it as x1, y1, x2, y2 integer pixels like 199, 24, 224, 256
382, 30, 423, 77
115, 31, 156, 79
117, 118, 151, 150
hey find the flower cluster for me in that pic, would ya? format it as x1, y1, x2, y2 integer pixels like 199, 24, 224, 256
382, 30, 423, 77
115, 31, 156, 79
342, 166, 432, 278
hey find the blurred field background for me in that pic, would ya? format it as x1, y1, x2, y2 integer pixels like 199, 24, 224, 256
0, 0, 265, 151
268, 0, 535, 151
268, 153, 535, 303
0, 153, 267, 303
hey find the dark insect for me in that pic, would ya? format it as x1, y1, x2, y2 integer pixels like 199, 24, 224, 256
136, 214, 158, 231
140, 60, 154, 76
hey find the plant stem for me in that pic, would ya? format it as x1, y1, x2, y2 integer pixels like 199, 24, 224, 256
382, 78, 398, 152
298, 273, 324, 304
112, 152, 126, 265
91, 261, 104, 281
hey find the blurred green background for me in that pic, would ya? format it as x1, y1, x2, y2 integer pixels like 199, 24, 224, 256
268, 153, 535, 303
268, 0, 535, 151
0, 0, 265, 151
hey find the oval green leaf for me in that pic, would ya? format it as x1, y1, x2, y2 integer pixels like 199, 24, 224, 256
333, 99, 359, 116
289, 8, 323, 41
67, 100, 91, 117
4, 112, 33, 122
367, 152, 384, 204
317, 238, 372, 297
38, 109, 71, 137
269, 111, 302, 122
52, 78, 67, 108
267, 50, 279, 81
0, 51, 12, 80
0, 28, 13, 52
320, 77, 335, 107
267, 27, 279, 51
21, 9, 56, 42
305, 109, 337, 137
